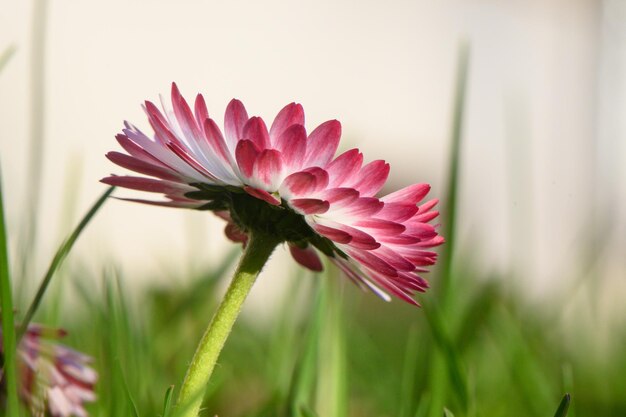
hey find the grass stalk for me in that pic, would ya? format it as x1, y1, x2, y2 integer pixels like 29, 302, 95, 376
16, 186, 115, 341
0, 170, 20, 417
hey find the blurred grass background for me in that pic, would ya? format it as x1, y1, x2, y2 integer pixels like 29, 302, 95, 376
1, 0, 626, 416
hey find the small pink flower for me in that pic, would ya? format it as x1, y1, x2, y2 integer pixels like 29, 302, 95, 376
103, 83, 443, 305
1, 323, 97, 416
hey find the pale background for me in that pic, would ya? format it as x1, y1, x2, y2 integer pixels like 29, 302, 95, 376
1, 0, 624, 315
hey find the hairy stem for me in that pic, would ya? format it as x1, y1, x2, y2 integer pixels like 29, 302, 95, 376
175, 232, 278, 417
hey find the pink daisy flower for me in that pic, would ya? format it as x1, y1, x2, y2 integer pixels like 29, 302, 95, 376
1, 324, 97, 416
103, 83, 443, 305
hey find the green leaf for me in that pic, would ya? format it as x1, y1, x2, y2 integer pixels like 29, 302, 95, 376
553, 394, 571, 417
443, 407, 455, 417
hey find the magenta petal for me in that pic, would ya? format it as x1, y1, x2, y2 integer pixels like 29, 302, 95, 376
105, 152, 180, 182
224, 98, 249, 149
281, 171, 317, 196
348, 160, 390, 197
253, 149, 283, 188
243, 116, 270, 150
289, 244, 323, 272
418, 198, 439, 213
203, 118, 232, 164
320, 188, 360, 207
414, 210, 439, 223
382, 183, 430, 204
115, 197, 202, 208
342, 197, 384, 217
235, 139, 260, 178
312, 224, 352, 244
101, 175, 192, 195
378, 202, 419, 222
304, 120, 341, 167
354, 218, 406, 235
404, 222, 437, 239
290, 198, 330, 214
346, 249, 398, 277
270, 103, 304, 142
301, 167, 329, 191
372, 246, 415, 271
171, 83, 202, 140
377, 234, 421, 245
274, 124, 307, 168
243, 186, 281, 205
145, 100, 180, 146
167, 142, 218, 181
332, 224, 380, 250
326, 149, 363, 187
194, 94, 209, 126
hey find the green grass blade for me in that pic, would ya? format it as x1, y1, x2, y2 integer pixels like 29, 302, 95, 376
553, 394, 571, 417
315, 270, 347, 417
162, 385, 175, 417
16, 186, 115, 341
424, 304, 468, 413
0, 45, 17, 74
438, 42, 470, 303
0, 169, 20, 416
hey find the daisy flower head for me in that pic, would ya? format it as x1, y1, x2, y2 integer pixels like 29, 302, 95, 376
1, 323, 97, 417
103, 83, 443, 305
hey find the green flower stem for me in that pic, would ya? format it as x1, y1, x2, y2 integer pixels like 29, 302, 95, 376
175, 232, 279, 417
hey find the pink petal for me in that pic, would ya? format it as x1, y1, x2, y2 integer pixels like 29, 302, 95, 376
348, 160, 390, 196
312, 223, 352, 244
253, 149, 283, 189
224, 222, 248, 245
270, 103, 304, 142
370, 274, 420, 306
354, 218, 406, 235
418, 198, 439, 213
290, 198, 330, 214
319, 188, 360, 207
377, 202, 419, 222
203, 118, 233, 166
171, 83, 202, 140
105, 152, 180, 182
194, 94, 209, 126
144, 100, 181, 146
243, 186, 281, 205
382, 183, 430, 204
376, 234, 421, 245
115, 197, 202, 209
235, 139, 260, 178
167, 142, 218, 181
289, 244, 323, 272
346, 249, 398, 277
101, 175, 193, 195
274, 124, 307, 168
326, 149, 363, 187
415, 235, 445, 248
341, 197, 384, 217
281, 171, 318, 196
243, 116, 270, 150
281, 168, 329, 197
331, 223, 380, 250
413, 210, 439, 223
304, 120, 341, 167
224, 98, 249, 150
404, 222, 437, 239
372, 246, 415, 271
